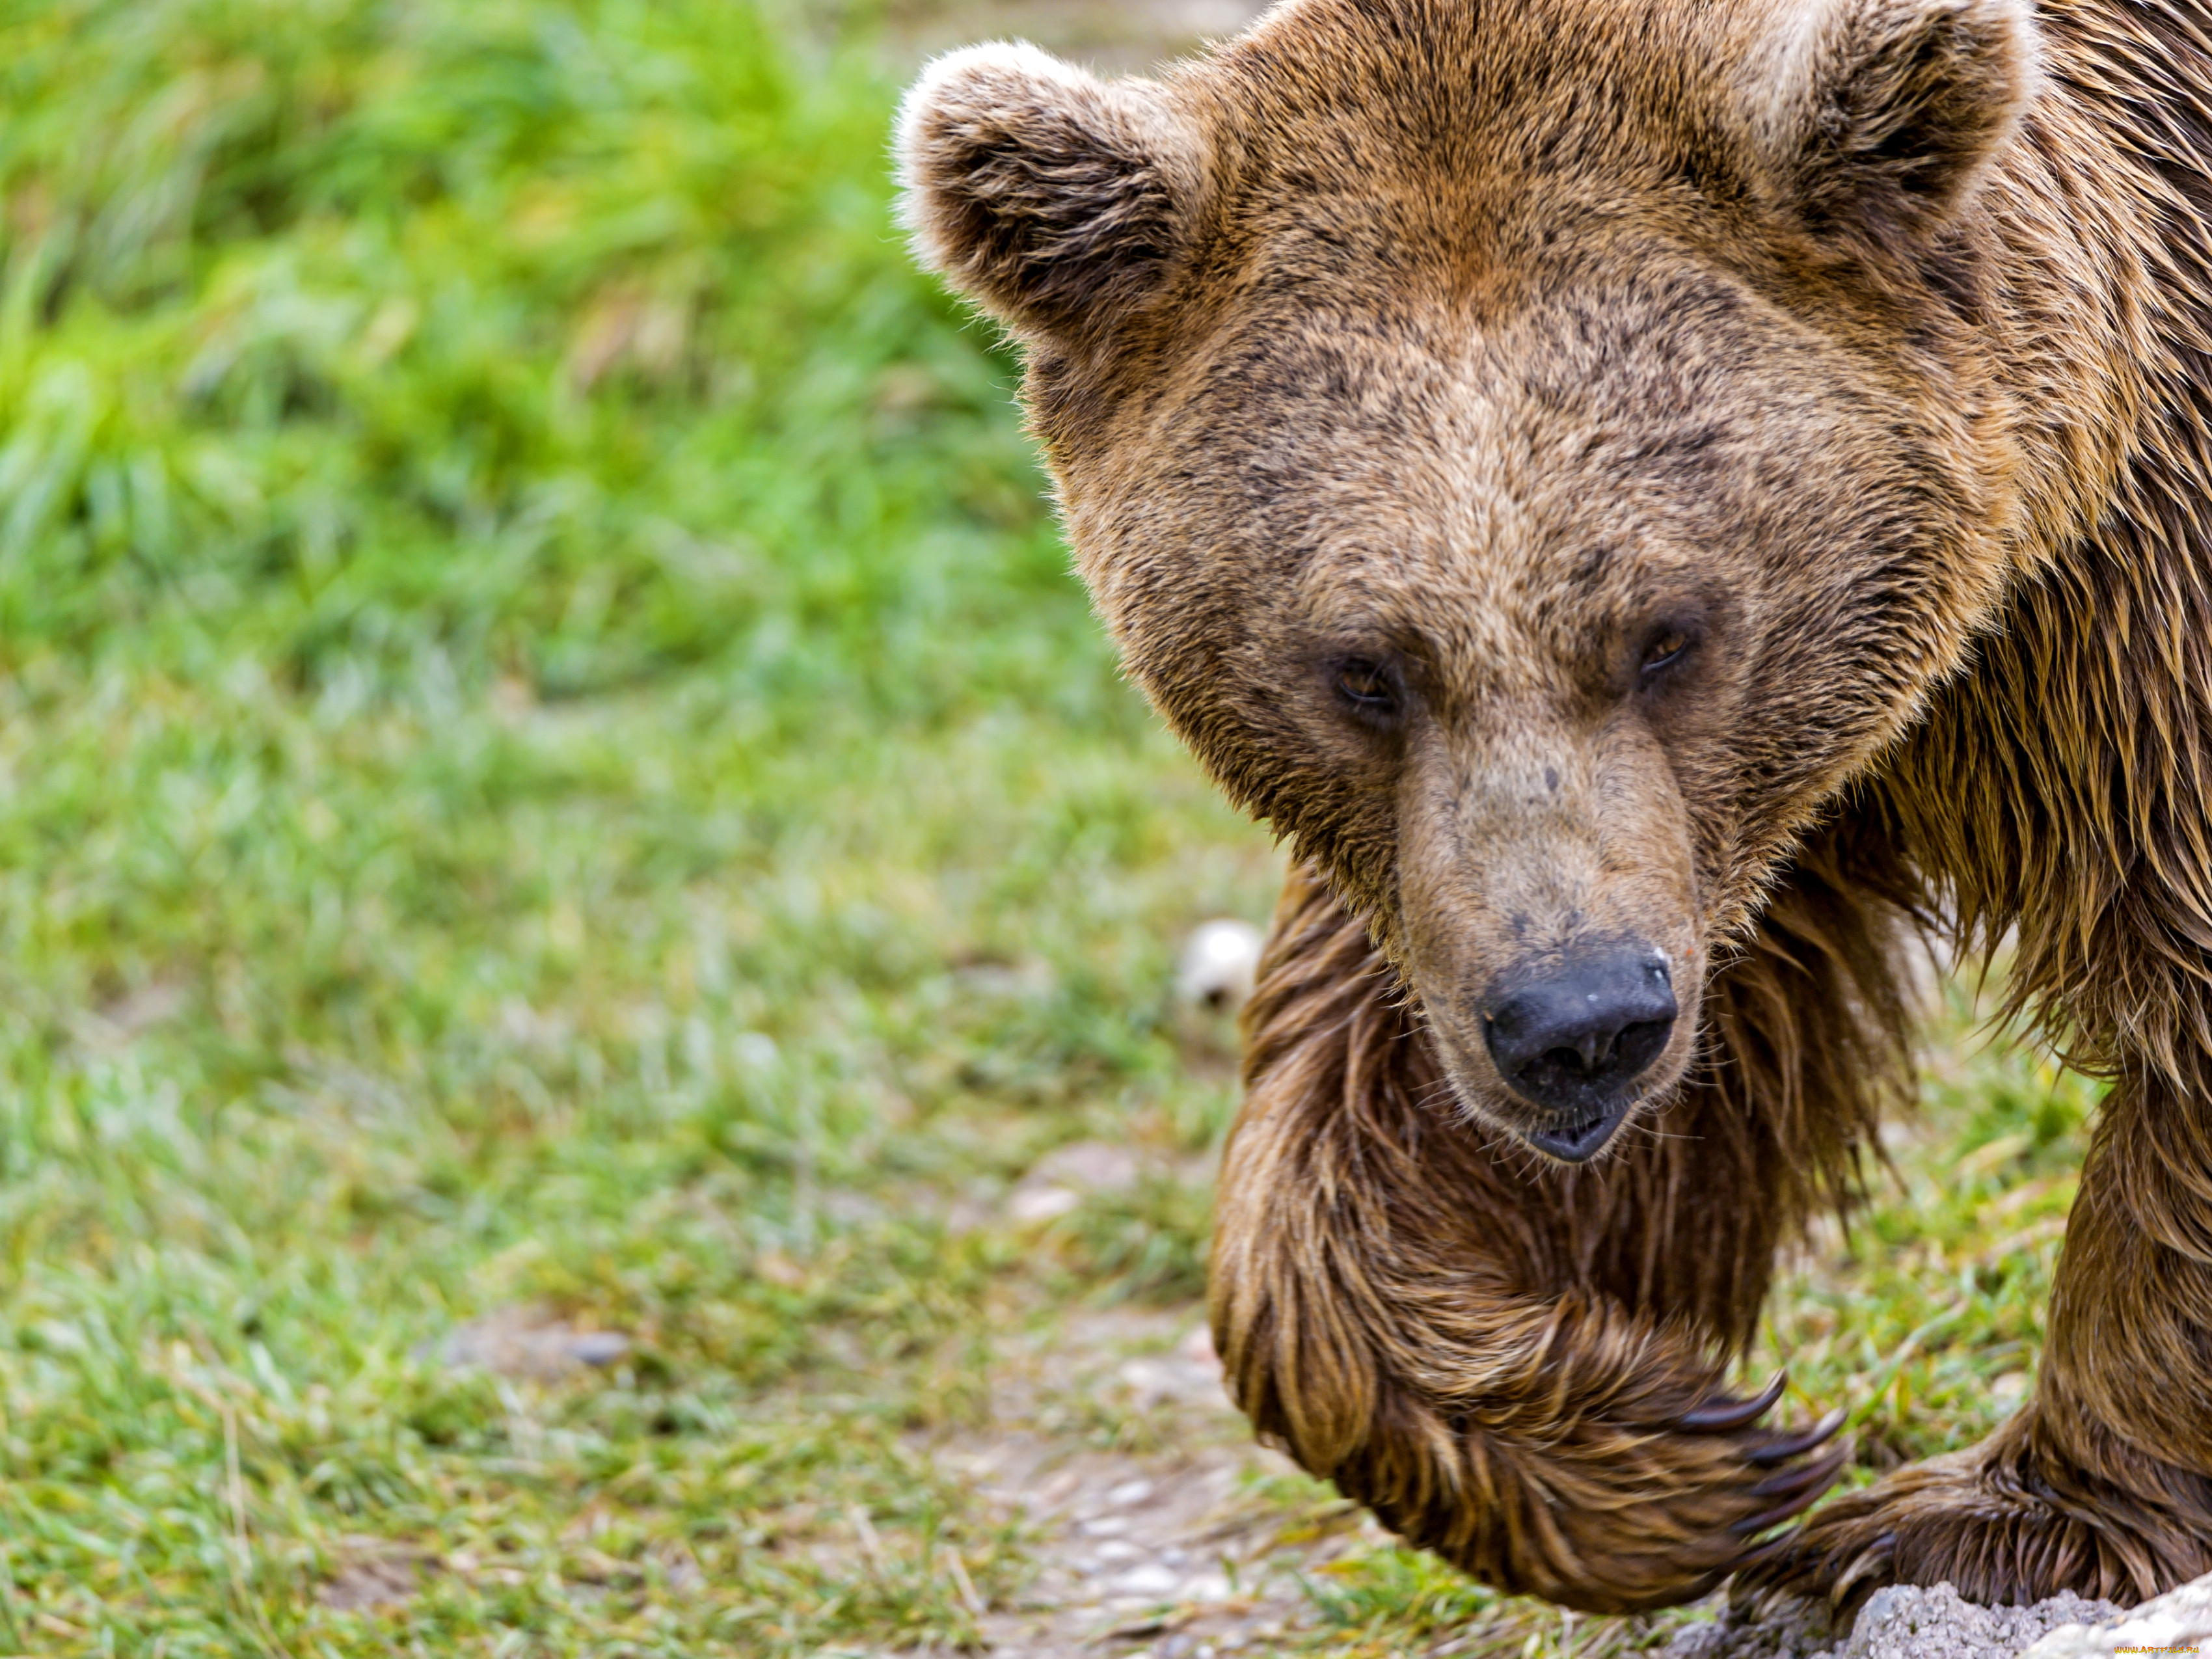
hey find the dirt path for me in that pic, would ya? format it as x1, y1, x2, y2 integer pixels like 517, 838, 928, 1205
936, 1306, 1377, 1656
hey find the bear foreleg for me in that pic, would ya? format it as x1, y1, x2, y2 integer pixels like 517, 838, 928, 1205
1212, 863, 1897, 1612
1742, 1064, 2212, 1610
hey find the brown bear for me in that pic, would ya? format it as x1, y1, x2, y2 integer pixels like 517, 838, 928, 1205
898, 0, 2212, 1617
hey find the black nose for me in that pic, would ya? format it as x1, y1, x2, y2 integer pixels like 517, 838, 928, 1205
1484, 951, 1677, 1161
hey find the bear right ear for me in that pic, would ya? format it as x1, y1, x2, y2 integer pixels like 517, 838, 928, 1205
897, 43, 1206, 347
1749, 0, 2040, 245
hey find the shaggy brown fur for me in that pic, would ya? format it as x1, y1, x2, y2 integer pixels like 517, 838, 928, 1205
1218, 834, 1915, 1607
900, 0, 2212, 1615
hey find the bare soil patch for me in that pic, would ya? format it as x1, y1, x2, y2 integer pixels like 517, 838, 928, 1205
934, 1306, 1382, 1656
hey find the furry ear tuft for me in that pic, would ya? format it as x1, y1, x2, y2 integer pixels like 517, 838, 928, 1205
897, 43, 1203, 345
1754, 0, 2039, 243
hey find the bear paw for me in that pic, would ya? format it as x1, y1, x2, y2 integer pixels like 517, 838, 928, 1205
1593, 1375, 1853, 1604
1405, 1372, 1855, 1613
1731, 1432, 2206, 1612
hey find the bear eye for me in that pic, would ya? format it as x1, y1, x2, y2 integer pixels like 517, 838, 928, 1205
1640, 630, 1693, 677
1334, 660, 1396, 712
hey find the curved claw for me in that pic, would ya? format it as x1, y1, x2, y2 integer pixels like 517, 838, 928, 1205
1751, 1441, 1851, 1502
1747, 1407, 1848, 1468
1731, 1444, 1851, 1537
1679, 1370, 1788, 1433
1828, 1531, 1898, 1610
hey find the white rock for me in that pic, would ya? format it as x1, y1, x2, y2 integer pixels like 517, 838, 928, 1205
1025, 1140, 1142, 1193
1176, 919, 1265, 1010
1008, 1140, 1147, 1223
2021, 1572, 2212, 1659
1842, 1584, 2114, 1659
1664, 1574, 2212, 1659
420, 1308, 631, 1381
1178, 1323, 1223, 1371
1183, 1571, 1235, 1604
1008, 1184, 1082, 1224
1113, 1563, 1181, 1597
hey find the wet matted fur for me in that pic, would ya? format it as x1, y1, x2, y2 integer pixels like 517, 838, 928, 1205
1218, 826, 1917, 1607
900, 0, 2212, 1615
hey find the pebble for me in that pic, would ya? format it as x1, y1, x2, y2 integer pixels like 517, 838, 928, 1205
418, 1308, 630, 1381
1114, 1563, 1182, 1597
1176, 919, 1265, 1010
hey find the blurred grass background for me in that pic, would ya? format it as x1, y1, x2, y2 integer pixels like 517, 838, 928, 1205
0, 1, 2098, 1654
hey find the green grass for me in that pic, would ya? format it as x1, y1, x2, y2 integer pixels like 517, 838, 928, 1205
0, 2, 2103, 1654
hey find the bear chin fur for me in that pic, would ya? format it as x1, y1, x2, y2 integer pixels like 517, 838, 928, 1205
900, 0, 2212, 1615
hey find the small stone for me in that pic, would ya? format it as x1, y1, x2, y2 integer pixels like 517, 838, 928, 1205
1026, 1141, 1142, 1193
1118, 1349, 1234, 1413
1008, 1185, 1083, 1224
322, 1558, 416, 1612
563, 1330, 632, 1366
1114, 1563, 1182, 1597
1009, 1140, 1146, 1224
419, 1308, 632, 1382
1177, 1325, 1221, 1368
1176, 919, 1265, 1010
753, 1250, 807, 1289
1119, 1357, 1181, 1406
319, 1538, 428, 1612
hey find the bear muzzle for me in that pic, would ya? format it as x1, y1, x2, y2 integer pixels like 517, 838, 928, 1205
1482, 950, 1678, 1163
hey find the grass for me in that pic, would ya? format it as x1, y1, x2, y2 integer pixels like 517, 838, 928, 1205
0, 1, 2102, 1654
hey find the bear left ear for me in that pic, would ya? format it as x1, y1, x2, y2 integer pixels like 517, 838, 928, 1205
1751, 0, 2040, 244
897, 42, 1207, 347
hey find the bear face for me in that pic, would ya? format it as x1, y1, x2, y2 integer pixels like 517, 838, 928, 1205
901, 0, 2037, 1161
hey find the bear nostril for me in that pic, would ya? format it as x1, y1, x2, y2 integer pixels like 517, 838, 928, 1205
1548, 1032, 1612, 1075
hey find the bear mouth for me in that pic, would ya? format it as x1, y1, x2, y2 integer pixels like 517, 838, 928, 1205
1519, 1101, 1636, 1164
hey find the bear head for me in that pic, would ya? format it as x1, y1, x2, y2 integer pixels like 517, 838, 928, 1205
899, 0, 2040, 1163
